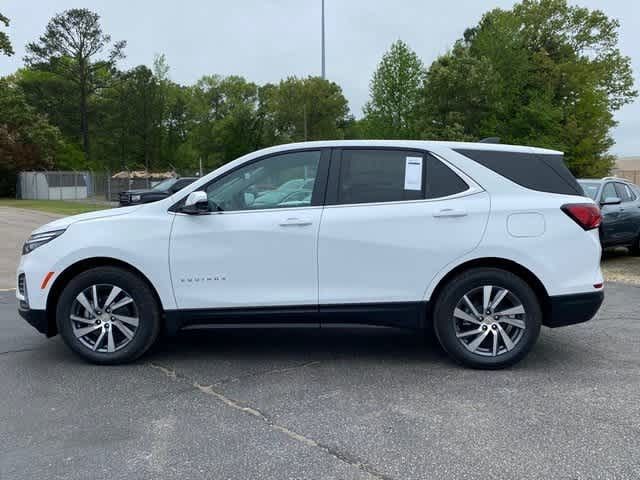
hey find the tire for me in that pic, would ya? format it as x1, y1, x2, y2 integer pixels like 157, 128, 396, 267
433, 268, 541, 369
56, 266, 161, 364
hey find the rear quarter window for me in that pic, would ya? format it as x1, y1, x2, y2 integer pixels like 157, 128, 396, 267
454, 149, 582, 196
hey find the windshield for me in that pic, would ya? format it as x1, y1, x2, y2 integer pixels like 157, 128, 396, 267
578, 181, 600, 200
152, 178, 178, 191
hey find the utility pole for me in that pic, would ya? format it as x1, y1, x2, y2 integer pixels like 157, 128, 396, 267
321, 0, 326, 79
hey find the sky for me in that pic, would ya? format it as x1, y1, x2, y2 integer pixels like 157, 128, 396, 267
1, 0, 639, 156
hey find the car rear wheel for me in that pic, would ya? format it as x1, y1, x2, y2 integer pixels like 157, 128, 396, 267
56, 266, 161, 364
433, 268, 541, 369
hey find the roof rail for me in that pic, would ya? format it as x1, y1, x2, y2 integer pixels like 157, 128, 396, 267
479, 137, 501, 144
602, 176, 630, 182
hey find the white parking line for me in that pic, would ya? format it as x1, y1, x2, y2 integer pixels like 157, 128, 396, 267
0, 288, 16, 292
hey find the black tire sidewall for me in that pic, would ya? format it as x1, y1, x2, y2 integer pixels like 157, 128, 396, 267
433, 268, 542, 369
56, 267, 160, 364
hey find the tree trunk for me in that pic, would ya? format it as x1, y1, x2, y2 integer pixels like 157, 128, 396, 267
79, 65, 90, 162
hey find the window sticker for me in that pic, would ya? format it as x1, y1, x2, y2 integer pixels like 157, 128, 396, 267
404, 156, 423, 191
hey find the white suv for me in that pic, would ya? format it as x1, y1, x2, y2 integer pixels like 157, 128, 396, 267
17, 141, 604, 369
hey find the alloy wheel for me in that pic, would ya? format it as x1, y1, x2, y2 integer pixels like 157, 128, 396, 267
70, 284, 139, 353
453, 285, 526, 357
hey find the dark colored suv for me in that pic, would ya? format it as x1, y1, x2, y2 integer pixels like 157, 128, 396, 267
579, 177, 640, 253
119, 177, 197, 206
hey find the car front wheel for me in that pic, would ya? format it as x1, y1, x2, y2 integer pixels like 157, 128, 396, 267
56, 266, 161, 364
433, 268, 541, 369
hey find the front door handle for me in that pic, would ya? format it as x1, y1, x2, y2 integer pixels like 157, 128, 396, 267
433, 208, 468, 218
279, 217, 313, 226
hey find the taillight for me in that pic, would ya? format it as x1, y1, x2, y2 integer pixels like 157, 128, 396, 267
561, 203, 602, 230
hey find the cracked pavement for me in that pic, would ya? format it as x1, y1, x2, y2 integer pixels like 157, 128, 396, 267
1, 285, 640, 480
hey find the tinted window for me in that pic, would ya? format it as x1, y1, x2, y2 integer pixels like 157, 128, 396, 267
337, 150, 423, 204
454, 149, 581, 195
601, 183, 617, 201
615, 183, 635, 202
173, 179, 194, 191
425, 156, 468, 198
579, 181, 600, 200
204, 151, 320, 211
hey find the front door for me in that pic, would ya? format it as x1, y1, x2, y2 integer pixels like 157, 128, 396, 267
169, 149, 328, 314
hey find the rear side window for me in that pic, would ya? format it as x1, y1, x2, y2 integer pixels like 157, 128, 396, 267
615, 183, 636, 202
454, 149, 582, 195
337, 149, 424, 204
425, 156, 468, 198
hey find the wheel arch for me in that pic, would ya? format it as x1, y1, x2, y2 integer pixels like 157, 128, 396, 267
45, 257, 164, 337
426, 257, 551, 326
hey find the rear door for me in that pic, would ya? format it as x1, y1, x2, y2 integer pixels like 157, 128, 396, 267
615, 182, 638, 243
600, 182, 623, 246
317, 148, 489, 321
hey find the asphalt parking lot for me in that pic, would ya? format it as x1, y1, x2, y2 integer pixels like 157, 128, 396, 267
1, 206, 639, 479
1, 284, 639, 480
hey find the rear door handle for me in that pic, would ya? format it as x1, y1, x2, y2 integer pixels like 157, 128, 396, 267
433, 208, 468, 218
279, 217, 313, 226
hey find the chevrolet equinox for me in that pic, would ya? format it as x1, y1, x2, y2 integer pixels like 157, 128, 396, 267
17, 141, 604, 369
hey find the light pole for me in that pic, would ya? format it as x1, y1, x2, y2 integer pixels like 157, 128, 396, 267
321, 0, 325, 78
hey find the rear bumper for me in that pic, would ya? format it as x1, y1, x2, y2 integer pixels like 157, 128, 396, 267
18, 303, 50, 336
545, 291, 604, 328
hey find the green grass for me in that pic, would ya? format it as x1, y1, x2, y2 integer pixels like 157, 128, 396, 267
0, 199, 109, 216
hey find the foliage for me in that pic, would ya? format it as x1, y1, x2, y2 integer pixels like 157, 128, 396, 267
420, 0, 637, 176
0, 79, 63, 196
0, 12, 13, 56
260, 76, 350, 144
25, 8, 126, 162
363, 40, 426, 139
1, 2, 635, 188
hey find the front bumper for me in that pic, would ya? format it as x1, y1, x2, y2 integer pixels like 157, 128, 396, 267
544, 290, 604, 328
18, 303, 50, 336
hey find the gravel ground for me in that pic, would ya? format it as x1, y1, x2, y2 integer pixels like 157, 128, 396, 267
601, 248, 640, 285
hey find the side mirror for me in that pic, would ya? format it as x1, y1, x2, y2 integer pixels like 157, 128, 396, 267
601, 196, 622, 206
181, 191, 209, 215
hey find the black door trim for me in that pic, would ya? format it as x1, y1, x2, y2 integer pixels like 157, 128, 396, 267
164, 301, 428, 335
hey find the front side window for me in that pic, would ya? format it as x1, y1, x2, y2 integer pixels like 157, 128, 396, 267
204, 151, 320, 211
601, 183, 617, 202
153, 178, 177, 191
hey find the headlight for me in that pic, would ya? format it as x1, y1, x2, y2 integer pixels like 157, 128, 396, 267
22, 229, 66, 255
131, 194, 141, 202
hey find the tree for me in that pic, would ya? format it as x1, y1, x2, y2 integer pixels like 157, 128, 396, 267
363, 40, 426, 139
25, 8, 126, 162
260, 76, 350, 144
421, 0, 637, 176
93, 65, 164, 172
0, 79, 63, 196
188, 75, 261, 171
0, 12, 13, 56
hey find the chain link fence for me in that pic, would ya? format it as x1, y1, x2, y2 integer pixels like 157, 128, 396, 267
16, 170, 182, 205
